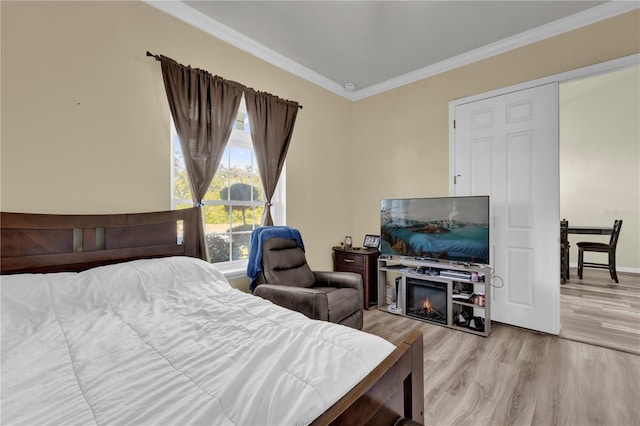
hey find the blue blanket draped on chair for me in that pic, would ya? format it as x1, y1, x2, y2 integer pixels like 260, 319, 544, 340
247, 226, 305, 292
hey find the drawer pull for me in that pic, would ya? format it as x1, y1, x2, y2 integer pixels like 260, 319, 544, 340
343, 259, 355, 263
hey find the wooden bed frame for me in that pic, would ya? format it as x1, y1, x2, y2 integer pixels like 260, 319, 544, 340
0, 209, 424, 425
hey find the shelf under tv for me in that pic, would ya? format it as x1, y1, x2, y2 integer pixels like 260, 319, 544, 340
377, 256, 491, 337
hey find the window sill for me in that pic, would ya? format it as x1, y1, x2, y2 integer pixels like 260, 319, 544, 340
214, 260, 248, 280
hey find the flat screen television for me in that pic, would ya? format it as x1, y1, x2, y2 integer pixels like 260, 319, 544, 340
380, 196, 490, 264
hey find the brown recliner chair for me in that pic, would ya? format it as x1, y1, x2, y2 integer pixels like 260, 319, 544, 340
253, 237, 364, 329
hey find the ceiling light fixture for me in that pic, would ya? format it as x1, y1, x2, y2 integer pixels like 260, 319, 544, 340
344, 83, 356, 92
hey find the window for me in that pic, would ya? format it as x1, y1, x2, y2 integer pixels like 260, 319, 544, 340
171, 97, 285, 268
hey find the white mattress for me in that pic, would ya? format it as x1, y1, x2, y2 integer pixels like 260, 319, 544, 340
1, 256, 395, 426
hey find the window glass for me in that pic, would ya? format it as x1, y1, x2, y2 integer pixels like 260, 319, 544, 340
172, 98, 281, 265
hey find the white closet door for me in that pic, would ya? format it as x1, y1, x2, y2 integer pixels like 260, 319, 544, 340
453, 83, 560, 334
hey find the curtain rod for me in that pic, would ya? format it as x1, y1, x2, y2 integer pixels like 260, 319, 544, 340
146, 51, 302, 109
146, 51, 161, 61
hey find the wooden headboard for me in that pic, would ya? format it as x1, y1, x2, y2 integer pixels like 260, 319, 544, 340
1, 208, 198, 274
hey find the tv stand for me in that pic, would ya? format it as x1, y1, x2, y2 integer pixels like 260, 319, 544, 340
377, 256, 491, 337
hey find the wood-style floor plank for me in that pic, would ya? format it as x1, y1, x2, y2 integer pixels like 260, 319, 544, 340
560, 268, 640, 354
363, 308, 640, 426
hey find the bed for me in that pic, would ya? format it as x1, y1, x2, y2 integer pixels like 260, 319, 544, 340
1, 208, 424, 425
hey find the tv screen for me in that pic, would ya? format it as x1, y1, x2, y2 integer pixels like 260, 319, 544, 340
380, 196, 490, 264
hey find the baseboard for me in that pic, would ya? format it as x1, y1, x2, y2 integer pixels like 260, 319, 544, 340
569, 262, 639, 275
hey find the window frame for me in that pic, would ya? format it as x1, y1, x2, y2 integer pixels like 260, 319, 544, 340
170, 98, 286, 278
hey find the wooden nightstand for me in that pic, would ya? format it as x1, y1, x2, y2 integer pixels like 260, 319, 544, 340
332, 247, 380, 310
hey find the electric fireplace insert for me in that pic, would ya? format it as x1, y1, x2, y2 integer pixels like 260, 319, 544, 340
405, 278, 448, 325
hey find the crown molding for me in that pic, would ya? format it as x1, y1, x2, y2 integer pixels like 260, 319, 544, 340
144, 0, 347, 97
351, 1, 640, 100
145, 0, 639, 102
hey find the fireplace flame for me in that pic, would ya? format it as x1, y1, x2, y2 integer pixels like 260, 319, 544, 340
422, 298, 433, 312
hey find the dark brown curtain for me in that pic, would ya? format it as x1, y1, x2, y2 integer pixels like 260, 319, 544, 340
244, 89, 299, 226
159, 55, 244, 260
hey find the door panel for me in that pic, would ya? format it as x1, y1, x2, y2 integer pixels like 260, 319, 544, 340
507, 247, 534, 306
470, 138, 492, 195
453, 83, 560, 334
507, 132, 533, 228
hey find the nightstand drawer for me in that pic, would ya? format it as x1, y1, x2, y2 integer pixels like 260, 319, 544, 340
334, 252, 365, 269
335, 264, 361, 275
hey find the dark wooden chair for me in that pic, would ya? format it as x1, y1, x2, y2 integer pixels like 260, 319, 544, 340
577, 219, 623, 283
560, 219, 570, 284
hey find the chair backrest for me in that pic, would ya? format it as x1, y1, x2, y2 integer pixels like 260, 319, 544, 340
609, 220, 623, 248
560, 219, 569, 245
258, 237, 316, 288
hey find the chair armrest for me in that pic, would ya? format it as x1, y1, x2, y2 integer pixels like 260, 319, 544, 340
314, 271, 363, 292
254, 285, 329, 321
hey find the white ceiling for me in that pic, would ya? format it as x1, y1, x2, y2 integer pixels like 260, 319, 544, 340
147, 1, 638, 100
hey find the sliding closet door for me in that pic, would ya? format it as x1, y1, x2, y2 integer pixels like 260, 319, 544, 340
452, 83, 560, 334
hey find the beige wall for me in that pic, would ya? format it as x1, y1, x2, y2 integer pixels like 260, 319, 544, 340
2, 2, 639, 278
351, 10, 640, 269
560, 66, 639, 270
0, 1, 353, 273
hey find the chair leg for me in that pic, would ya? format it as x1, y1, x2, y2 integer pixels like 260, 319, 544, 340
578, 247, 584, 280
610, 250, 619, 283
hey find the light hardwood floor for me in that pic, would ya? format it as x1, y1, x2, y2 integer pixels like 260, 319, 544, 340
560, 268, 640, 355
363, 308, 640, 426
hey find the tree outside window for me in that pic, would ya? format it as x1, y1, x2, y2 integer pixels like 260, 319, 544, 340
172, 103, 268, 264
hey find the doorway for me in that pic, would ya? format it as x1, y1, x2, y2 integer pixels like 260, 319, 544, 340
558, 65, 640, 354
449, 54, 639, 338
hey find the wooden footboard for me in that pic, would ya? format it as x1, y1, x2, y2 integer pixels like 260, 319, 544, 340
311, 328, 424, 425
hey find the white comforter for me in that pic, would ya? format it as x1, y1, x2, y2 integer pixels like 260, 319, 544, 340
1, 256, 394, 426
